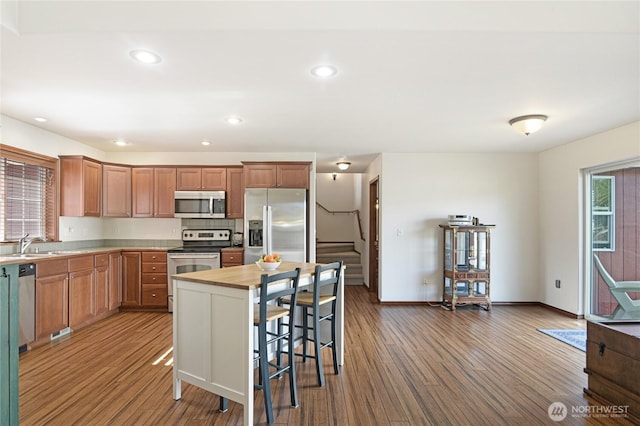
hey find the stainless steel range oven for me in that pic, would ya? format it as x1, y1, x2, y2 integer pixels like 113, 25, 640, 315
167, 229, 231, 312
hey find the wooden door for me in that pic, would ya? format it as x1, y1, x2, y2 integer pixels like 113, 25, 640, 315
202, 168, 227, 190
154, 168, 176, 217
82, 159, 102, 216
94, 256, 109, 316
108, 252, 122, 310
35, 274, 68, 339
276, 163, 309, 189
243, 164, 276, 188
226, 167, 244, 218
176, 168, 202, 190
68, 268, 95, 327
103, 164, 131, 217
369, 177, 379, 302
121, 252, 141, 307
132, 168, 154, 217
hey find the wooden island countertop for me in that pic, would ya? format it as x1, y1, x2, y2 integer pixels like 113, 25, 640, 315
171, 261, 319, 290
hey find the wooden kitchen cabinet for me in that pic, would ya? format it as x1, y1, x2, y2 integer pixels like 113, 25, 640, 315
132, 167, 154, 217
243, 162, 310, 189
226, 166, 244, 218
35, 259, 69, 340
102, 164, 131, 217
141, 251, 168, 308
132, 167, 176, 217
121, 251, 142, 307
221, 248, 244, 267
108, 252, 122, 310
68, 255, 95, 328
60, 156, 102, 217
94, 254, 110, 316
177, 167, 226, 191
154, 168, 176, 218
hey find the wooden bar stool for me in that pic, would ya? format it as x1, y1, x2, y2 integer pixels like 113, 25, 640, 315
289, 261, 342, 387
220, 268, 301, 424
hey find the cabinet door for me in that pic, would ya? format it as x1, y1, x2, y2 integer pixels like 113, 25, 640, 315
276, 163, 309, 189
226, 167, 244, 218
244, 164, 277, 188
95, 264, 109, 316
35, 274, 68, 340
83, 160, 102, 216
121, 252, 141, 307
154, 168, 176, 217
176, 168, 202, 190
132, 168, 154, 217
103, 164, 131, 217
202, 168, 227, 190
108, 252, 122, 310
69, 268, 95, 328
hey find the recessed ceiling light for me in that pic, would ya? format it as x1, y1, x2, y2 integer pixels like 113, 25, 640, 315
129, 49, 162, 65
34, 117, 47, 122
311, 65, 337, 78
113, 140, 128, 147
226, 116, 243, 125
201, 140, 211, 146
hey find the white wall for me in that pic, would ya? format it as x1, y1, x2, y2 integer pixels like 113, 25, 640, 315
377, 153, 539, 303
538, 121, 640, 315
316, 173, 362, 243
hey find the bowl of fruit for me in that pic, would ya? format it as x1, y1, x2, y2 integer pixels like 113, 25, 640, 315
256, 253, 282, 271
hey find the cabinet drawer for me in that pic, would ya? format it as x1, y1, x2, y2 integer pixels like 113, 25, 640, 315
142, 273, 167, 285
142, 263, 167, 273
222, 251, 243, 264
142, 252, 166, 263
36, 259, 68, 278
95, 254, 109, 268
68, 255, 94, 272
142, 285, 168, 306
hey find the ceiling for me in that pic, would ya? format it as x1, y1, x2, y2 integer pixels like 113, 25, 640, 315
1, 1, 639, 173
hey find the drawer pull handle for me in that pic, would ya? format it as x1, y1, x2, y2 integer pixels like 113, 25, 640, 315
152, 293, 156, 297
599, 343, 606, 356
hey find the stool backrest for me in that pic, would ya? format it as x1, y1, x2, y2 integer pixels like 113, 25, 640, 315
257, 268, 301, 322
312, 261, 343, 302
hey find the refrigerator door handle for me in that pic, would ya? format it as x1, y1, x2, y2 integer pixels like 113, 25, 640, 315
266, 205, 273, 254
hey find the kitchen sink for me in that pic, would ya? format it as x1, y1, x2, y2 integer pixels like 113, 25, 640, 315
4, 253, 58, 259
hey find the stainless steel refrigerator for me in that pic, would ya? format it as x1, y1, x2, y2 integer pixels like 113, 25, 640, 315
244, 188, 307, 264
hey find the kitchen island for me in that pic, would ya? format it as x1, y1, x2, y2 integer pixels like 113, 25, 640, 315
172, 261, 344, 426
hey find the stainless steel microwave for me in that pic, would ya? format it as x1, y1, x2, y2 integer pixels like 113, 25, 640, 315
174, 191, 226, 218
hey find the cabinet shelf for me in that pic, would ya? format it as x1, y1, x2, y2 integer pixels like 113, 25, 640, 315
440, 224, 494, 311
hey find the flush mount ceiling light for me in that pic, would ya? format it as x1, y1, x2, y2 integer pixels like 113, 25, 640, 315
34, 117, 47, 122
129, 49, 162, 64
226, 116, 243, 125
336, 161, 351, 171
509, 114, 548, 136
113, 139, 128, 147
311, 64, 337, 78
201, 140, 211, 146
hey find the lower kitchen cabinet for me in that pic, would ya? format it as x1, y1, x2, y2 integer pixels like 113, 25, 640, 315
108, 252, 122, 310
68, 256, 95, 328
221, 248, 244, 267
35, 259, 69, 341
94, 254, 109, 316
121, 251, 142, 307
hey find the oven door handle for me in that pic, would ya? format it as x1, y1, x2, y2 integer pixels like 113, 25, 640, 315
209, 197, 214, 216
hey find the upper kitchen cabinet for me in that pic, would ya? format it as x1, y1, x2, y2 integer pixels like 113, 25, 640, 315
154, 168, 176, 217
132, 167, 176, 218
243, 162, 310, 189
226, 166, 244, 218
102, 164, 131, 217
60, 156, 102, 216
176, 167, 226, 191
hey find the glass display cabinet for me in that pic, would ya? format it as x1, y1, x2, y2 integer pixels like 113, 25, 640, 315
440, 224, 494, 311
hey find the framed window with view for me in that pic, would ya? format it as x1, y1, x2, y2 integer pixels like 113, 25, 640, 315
591, 175, 614, 251
0, 144, 58, 242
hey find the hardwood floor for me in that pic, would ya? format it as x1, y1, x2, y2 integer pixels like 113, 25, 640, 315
19, 286, 634, 425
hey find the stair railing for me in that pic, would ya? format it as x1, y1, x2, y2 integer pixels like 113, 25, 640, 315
316, 202, 365, 241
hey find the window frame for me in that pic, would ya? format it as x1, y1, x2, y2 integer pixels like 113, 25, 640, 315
591, 175, 615, 251
0, 144, 59, 243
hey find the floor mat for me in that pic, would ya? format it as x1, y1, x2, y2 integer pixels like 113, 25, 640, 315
537, 329, 586, 351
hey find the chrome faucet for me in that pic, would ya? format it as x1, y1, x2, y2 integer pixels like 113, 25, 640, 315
18, 234, 42, 254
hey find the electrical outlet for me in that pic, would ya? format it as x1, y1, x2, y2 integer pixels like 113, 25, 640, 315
423, 278, 428, 285
555, 279, 561, 288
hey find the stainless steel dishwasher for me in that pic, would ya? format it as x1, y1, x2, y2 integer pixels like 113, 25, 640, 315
19, 263, 36, 353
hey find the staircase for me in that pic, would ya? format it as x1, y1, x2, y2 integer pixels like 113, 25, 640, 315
316, 242, 364, 286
